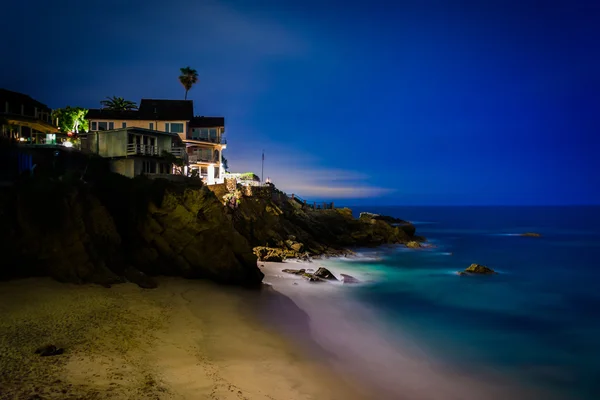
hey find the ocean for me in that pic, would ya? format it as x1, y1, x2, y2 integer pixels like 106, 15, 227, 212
314, 206, 600, 399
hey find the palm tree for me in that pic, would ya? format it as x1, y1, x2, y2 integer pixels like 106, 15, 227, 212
179, 67, 199, 100
100, 96, 138, 111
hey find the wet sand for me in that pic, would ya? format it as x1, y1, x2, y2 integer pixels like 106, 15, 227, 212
0, 277, 366, 400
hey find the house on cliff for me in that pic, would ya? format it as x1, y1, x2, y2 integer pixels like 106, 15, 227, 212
0, 89, 60, 144
83, 99, 227, 184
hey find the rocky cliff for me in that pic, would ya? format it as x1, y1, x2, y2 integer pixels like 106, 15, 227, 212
229, 194, 420, 261
0, 172, 421, 287
0, 175, 262, 288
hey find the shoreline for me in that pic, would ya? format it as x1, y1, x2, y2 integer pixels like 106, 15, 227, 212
260, 258, 561, 400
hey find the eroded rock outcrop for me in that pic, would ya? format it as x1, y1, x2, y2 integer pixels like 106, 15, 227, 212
233, 198, 421, 261
458, 263, 497, 276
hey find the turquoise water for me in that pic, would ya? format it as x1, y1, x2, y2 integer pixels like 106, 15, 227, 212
332, 206, 600, 399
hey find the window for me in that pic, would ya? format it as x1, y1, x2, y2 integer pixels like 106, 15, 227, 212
165, 123, 169, 132
91, 121, 97, 130
142, 161, 156, 174
169, 123, 184, 133
122, 122, 127, 128
109, 122, 114, 130
214, 167, 220, 179
98, 122, 107, 130
200, 128, 209, 140
209, 128, 217, 141
149, 123, 154, 130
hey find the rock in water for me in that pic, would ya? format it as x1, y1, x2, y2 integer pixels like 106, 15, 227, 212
313, 267, 338, 280
282, 269, 306, 275
460, 263, 497, 275
340, 273, 360, 284
519, 232, 541, 237
302, 273, 323, 282
406, 241, 421, 249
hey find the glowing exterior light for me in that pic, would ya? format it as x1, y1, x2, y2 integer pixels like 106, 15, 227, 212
63, 141, 73, 148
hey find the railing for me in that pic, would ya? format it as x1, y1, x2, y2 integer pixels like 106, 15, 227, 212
289, 194, 335, 210
170, 147, 186, 158
126, 143, 158, 156
188, 154, 219, 163
186, 136, 227, 144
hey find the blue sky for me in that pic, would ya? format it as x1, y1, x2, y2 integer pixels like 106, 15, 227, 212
1, 0, 599, 205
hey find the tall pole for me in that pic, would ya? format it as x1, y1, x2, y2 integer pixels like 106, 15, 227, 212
261, 149, 264, 184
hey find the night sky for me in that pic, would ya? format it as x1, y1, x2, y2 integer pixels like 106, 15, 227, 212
2, 0, 599, 205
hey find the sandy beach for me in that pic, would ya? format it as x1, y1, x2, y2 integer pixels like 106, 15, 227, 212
1, 259, 559, 400
0, 276, 366, 400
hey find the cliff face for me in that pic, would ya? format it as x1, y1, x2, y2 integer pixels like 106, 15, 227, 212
230, 195, 419, 260
0, 173, 420, 287
0, 176, 263, 287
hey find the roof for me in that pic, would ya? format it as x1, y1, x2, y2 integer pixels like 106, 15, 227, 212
0, 88, 51, 110
138, 99, 193, 120
3, 114, 59, 133
86, 109, 140, 120
189, 116, 225, 128
87, 99, 194, 121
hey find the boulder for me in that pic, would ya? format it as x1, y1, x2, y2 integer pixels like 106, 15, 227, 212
35, 345, 64, 357
123, 266, 158, 289
290, 242, 304, 252
282, 269, 306, 275
460, 263, 497, 275
253, 246, 286, 262
313, 267, 338, 280
406, 241, 421, 249
340, 273, 360, 284
519, 232, 541, 237
302, 273, 323, 282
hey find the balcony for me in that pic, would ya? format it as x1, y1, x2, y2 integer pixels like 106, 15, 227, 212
188, 154, 219, 164
169, 147, 186, 158
126, 143, 158, 156
186, 135, 227, 145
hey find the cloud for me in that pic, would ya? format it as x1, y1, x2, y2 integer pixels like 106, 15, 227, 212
229, 145, 395, 200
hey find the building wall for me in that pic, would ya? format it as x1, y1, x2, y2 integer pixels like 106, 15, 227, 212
88, 119, 188, 133
98, 130, 129, 157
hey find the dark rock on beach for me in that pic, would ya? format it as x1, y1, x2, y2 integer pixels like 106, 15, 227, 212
313, 267, 338, 280
282, 269, 306, 275
35, 345, 64, 357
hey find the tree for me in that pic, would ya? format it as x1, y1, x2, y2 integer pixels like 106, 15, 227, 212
52, 107, 89, 135
100, 96, 138, 111
160, 150, 187, 175
179, 67, 199, 100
